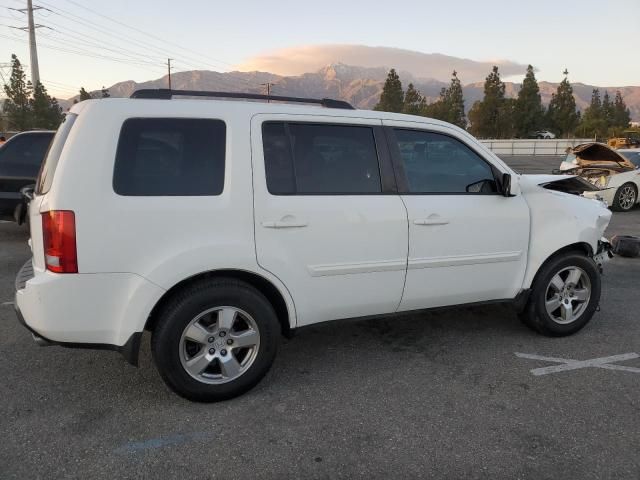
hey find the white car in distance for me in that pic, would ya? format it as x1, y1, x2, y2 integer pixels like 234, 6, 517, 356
559, 144, 640, 211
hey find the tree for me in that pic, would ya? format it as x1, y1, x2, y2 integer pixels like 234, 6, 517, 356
498, 98, 517, 139
468, 66, 507, 138
79, 87, 93, 101
546, 70, 579, 138
446, 71, 467, 129
601, 91, 613, 127
612, 90, 631, 130
402, 83, 426, 115
514, 65, 545, 137
101, 86, 110, 98
30, 81, 63, 129
422, 71, 467, 129
73, 87, 94, 105
423, 87, 448, 120
374, 69, 404, 113
3, 54, 32, 130
579, 89, 607, 138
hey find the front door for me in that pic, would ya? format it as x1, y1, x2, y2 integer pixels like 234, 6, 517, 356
383, 121, 530, 311
251, 115, 408, 327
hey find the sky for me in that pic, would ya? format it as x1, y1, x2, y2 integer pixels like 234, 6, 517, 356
0, 0, 638, 99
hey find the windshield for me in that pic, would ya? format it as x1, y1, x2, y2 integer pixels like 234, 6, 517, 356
619, 151, 640, 167
36, 113, 77, 194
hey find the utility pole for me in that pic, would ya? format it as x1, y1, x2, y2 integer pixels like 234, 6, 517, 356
8, 1, 45, 86
27, 0, 40, 85
261, 82, 274, 101
167, 58, 173, 89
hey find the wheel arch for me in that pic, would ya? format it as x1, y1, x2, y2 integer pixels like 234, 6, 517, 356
144, 269, 295, 338
525, 241, 594, 289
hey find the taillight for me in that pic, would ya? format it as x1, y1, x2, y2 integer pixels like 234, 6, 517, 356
42, 210, 78, 273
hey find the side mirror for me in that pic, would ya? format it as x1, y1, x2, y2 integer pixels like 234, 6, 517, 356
501, 173, 514, 197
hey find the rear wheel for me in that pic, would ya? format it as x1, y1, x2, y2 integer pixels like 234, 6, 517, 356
520, 253, 600, 336
152, 279, 280, 402
612, 183, 637, 212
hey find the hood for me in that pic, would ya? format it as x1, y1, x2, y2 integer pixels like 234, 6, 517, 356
569, 143, 636, 169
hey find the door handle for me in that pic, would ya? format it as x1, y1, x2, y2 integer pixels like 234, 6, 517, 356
414, 217, 450, 226
262, 220, 308, 229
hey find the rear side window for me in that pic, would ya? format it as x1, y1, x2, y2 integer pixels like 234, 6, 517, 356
113, 118, 226, 196
36, 114, 76, 194
262, 122, 381, 194
0, 133, 53, 166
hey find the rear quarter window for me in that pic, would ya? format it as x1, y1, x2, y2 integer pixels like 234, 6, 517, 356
36, 114, 76, 194
113, 118, 226, 196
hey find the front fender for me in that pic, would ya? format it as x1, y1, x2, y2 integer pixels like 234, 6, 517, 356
520, 177, 612, 288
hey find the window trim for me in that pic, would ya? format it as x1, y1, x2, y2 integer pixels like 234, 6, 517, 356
112, 117, 227, 197
261, 120, 397, 196
384, 126, 504, 196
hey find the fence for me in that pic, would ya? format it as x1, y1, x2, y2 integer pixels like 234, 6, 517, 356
479, 138, 594, 156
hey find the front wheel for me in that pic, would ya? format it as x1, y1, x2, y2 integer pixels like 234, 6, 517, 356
520, 253, 601, 336
152, 279, 280, 402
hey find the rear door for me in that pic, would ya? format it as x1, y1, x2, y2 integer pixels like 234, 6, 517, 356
251, 114, 408, 327
383, 121, 530, 311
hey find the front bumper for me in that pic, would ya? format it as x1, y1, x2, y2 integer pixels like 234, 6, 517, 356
14, 259, 163, 365
583, 188, 616, 207
594, 238, 614, 271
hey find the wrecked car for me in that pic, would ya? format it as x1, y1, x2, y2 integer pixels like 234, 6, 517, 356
558, 143, 640, 212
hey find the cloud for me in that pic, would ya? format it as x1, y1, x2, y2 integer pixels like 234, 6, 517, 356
236, 44, 528, 83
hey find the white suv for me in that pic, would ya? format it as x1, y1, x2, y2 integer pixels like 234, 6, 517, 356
15, 90, 613, 402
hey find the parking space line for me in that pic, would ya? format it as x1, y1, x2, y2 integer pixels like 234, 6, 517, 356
1, 301, 14, 306
515, 352, 640, 376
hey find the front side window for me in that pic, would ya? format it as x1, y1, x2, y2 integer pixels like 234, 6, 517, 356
113, 118, 225, 196
394, 129, 497, 194
263, 122, 381, 194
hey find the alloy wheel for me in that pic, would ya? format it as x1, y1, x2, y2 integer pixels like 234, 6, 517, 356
544, 266, 591, 325
179, 306, 260, 384
619, 185, 636, 210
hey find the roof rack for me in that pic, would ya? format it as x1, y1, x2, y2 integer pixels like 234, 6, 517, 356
130, 89, 355, 110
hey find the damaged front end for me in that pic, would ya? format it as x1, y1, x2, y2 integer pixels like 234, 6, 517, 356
594, 237, 614, 272
539, 175, 602, 196
539, 174, 610, 206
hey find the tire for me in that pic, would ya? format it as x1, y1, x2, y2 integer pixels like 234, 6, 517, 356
611, 235, 640, 258
151, 278, 280, 402
520, 253, 601, 337
611, 182, 637, 212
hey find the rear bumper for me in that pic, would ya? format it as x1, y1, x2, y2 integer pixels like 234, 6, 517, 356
14, 259, 165, 365
14, 298, 142, 364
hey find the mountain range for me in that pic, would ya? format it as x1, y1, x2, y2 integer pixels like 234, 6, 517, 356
68, 63, 640, 121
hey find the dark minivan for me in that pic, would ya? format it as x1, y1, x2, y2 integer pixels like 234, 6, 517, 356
0, 130, 55, 221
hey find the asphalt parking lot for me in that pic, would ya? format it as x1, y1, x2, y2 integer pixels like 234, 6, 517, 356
1, 155, 639, 479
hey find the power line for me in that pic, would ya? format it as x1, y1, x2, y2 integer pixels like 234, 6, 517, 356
0, 31, 166, 73
34, 0, 260, 90
2, 1, 262, 94
60, 0, 240, 71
